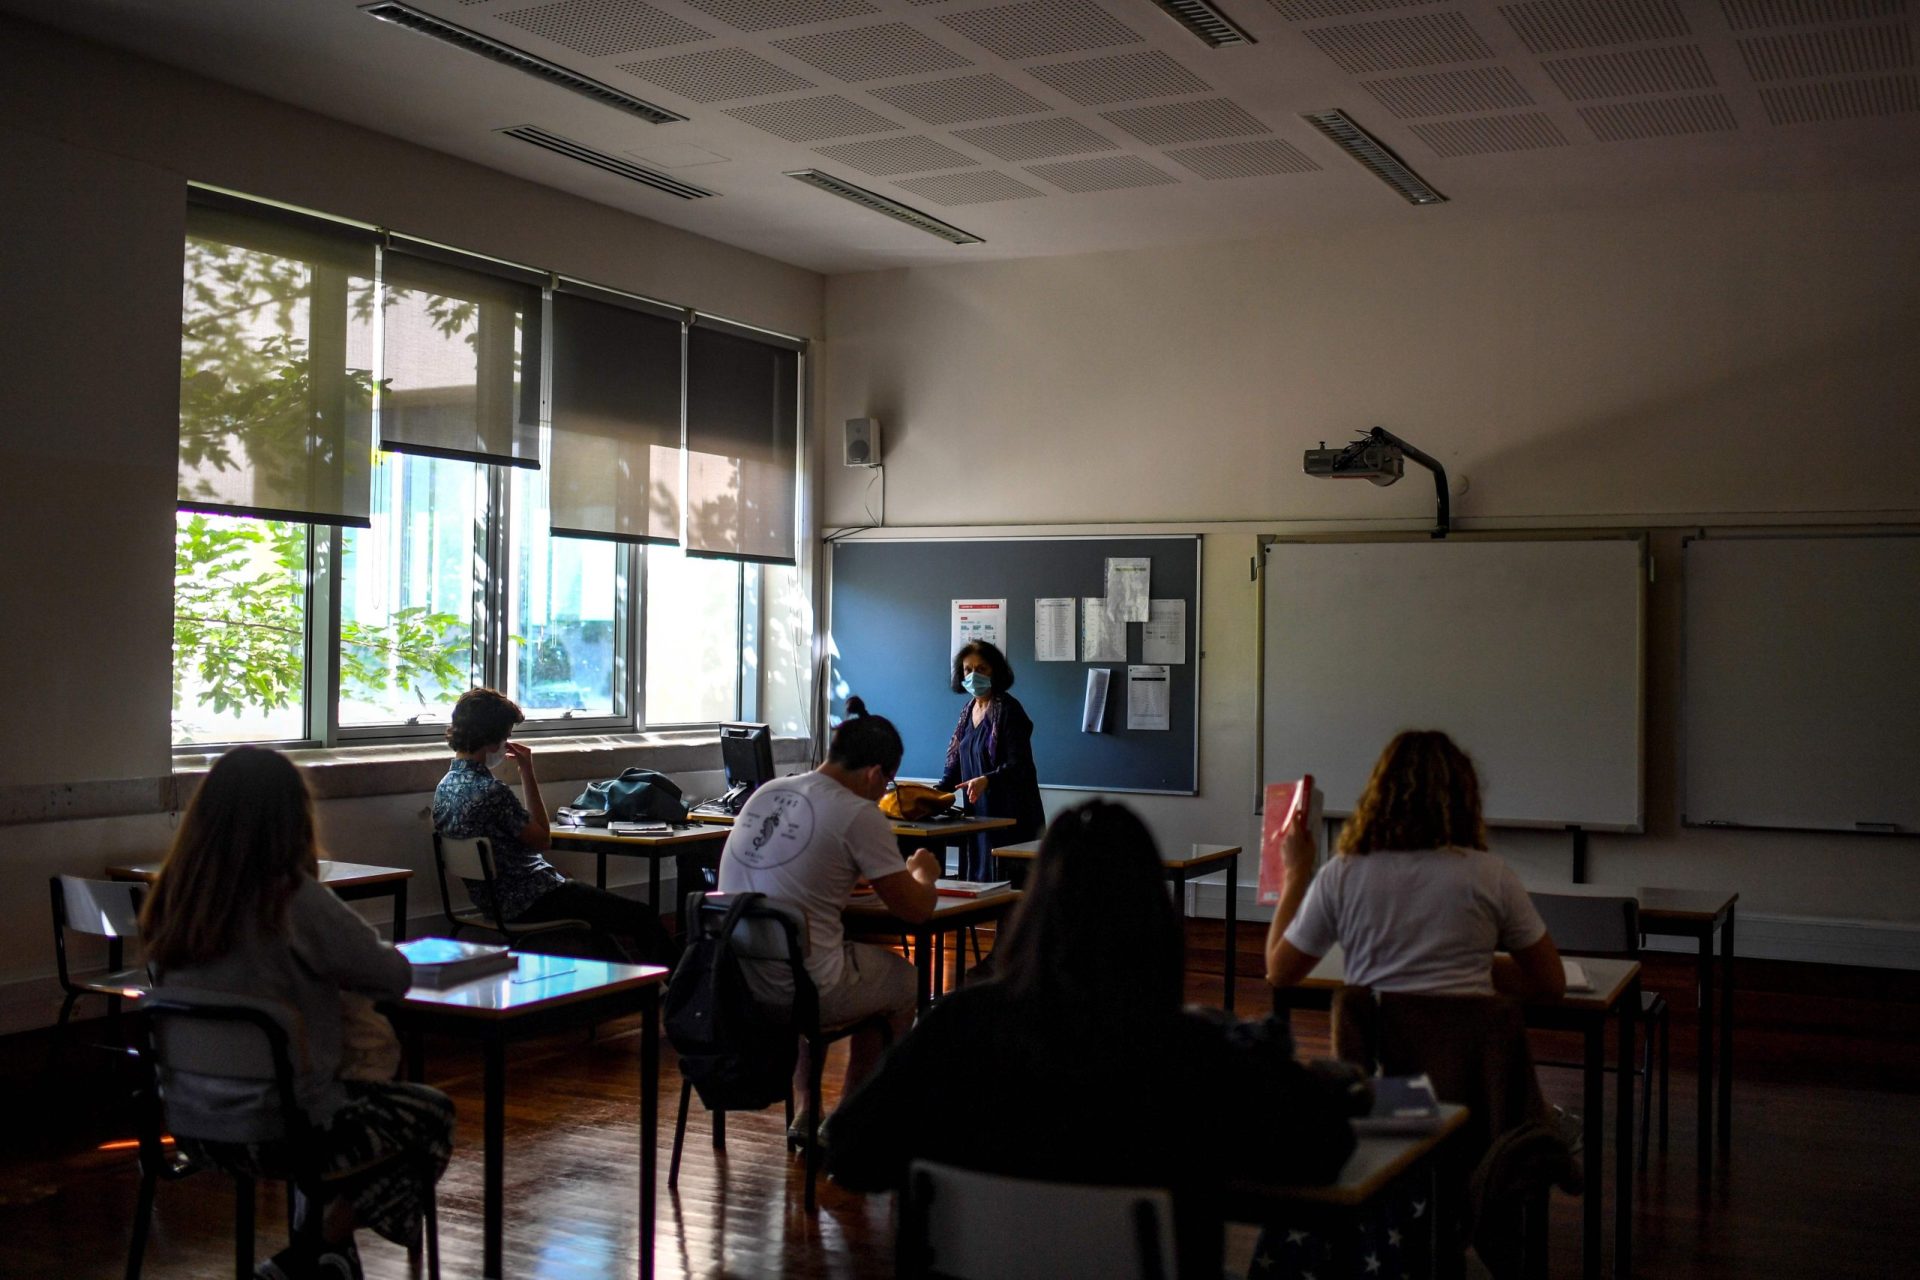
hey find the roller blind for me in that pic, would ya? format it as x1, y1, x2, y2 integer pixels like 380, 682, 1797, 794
377, 246, 541, 468
685, 323, 799, 565
547, 290, 682, 544
178, 199, 378, 526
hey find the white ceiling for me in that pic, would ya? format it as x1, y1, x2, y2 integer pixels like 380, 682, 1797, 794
9, 0, 1919, 274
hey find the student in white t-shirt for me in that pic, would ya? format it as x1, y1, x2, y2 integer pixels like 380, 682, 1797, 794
718, 696, 941, 1130
1264, 730, 1564, 1000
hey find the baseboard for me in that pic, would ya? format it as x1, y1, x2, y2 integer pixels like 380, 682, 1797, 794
1185, 882, 1920, 972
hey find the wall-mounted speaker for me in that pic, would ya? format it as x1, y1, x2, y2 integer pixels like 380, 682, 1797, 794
844, 417, 881, 467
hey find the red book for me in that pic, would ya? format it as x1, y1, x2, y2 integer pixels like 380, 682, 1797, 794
1257, 776, 1321, 906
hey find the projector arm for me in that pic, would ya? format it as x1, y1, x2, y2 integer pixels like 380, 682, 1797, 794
1370, 426, 1450, 539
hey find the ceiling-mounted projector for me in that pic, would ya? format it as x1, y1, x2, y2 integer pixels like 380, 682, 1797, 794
1303, 434, 1405, 486
1302, 425, 1451, 538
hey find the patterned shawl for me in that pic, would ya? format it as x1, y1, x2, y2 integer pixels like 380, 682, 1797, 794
945, 695, 1005, 780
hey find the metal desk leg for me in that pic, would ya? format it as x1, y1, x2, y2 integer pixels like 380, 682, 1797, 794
1718, 908, 1735, 1155
1224, 853, 1239, 1012
1583, 1017, 1604, 1280
483, 1034, 506, 1279
1697, 928, 1716, 1187
648, 858, 662, 919
1616, 976, 1637, 1279
392, 882, 409, 942
641, 994, 658, 1280
597, 852, 608, 891
913, 930, 935, 1013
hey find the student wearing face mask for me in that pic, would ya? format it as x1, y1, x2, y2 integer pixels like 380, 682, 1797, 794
433, 687, 679, 965
937, 641, 1047, 881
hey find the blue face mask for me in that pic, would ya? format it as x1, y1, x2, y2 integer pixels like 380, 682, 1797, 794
962, 671, 994, 697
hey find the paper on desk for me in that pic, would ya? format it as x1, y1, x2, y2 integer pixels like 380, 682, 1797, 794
1126, 664, 1171, 731
1082, 598, 1126, 661
1082, 668, 1111, 732
1035, 597, 1075, 662
1142, 598, 1185, 665
1104, 557, 1150, 622
1562, 959, 1593, 992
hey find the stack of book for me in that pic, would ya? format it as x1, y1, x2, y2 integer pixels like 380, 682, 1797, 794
398, 937, 516, 989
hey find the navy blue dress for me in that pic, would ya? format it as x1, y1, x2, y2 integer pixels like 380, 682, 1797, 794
939, 694, 1046, 880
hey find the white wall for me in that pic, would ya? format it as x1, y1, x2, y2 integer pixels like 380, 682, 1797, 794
0, 20, 826, 1029
818, 183, 1920, 954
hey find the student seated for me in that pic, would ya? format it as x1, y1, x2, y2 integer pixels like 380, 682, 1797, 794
142, 747, 454, 1280
828, 799, 1355, 1278
433, 687, 678, 965
1263, 729, 1564, 999
716, 696, 941, 1139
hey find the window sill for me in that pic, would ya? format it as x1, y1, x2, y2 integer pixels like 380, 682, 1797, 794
3, 731, 812, 825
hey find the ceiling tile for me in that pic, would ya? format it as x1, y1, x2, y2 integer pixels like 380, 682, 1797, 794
940, 0, 1143, 61
682, 0, 879, 32
1497, 0, 1692, 56
618, 48, 815, 102
1303, 13, 1496, 74
1408, 111, 1571, 155
1541, 46, 1717, 99
813, 134, 979, 175
495, 0, 710, 56
1025, 50, 1212, 105
893, 171, 1049, 204
1164, 138, 1324, 177
1361, 66, 1535, 117
772, 23, 973, 81
1578, 93, 1740, 140
1267, 0, 1435, 18
1024, 155, 1180, 191
1100, 98, 1272, 144
1718, 0, 1904, 32
1737, 25, 1914, 81
1759, 73, 1920, 123
953, 117, 1119, 160
723, 93, 901, 140
869, 73, 1051, 124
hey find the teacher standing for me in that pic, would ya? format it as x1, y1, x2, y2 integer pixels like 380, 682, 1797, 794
937, 640, 1046, 881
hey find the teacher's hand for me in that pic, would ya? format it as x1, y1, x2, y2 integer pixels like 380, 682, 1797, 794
963, 776, 988, 803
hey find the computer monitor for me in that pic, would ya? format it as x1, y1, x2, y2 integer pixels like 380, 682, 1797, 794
718, 722, 775, 813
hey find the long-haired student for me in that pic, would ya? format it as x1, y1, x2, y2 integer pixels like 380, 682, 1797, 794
142, 746, 453, 1280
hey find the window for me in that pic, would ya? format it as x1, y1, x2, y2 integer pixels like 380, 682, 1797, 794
171, 191, 806, 750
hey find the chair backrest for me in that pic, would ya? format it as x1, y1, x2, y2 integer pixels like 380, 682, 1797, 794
432, 832, 500, 929
140, 989, 308, 1147
900, 1159, 1176, 1280
49, 875, 144, 985
1529, 892, 1641, 956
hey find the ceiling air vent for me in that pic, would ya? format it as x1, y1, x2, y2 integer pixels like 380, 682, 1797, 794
500, 127, 716, 199
1301, 109, 1446, 205
1150, 0, 1257, 48
784, 170, 984, 245
362, 2, 687, 125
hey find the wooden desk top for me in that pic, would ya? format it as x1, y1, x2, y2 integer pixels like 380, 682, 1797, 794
1299, 947, 1641, 1014
550, 823, 732, 848
107, 859, 414, 888
402, 952, 668, 1020
1225, 1104, 1469, 1211
692, 809, 1018, 840
993, 840, 1241, 870
843, 889, 1023, 930
1524, 881, 1738, 924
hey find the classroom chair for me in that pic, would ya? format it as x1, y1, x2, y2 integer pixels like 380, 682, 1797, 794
897, 1159, 1176, 1280
1528, 892, 1671, 1171
1332, 985, 1577, 1280
667, 892, 891, 1213
48, 875, 150, 1032
429, 833, 603, 953
126, 991, 439, 1280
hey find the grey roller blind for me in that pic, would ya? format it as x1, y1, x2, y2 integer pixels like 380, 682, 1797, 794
685, 323, 799, 565
178, 198, 379, 526
378, 246, 541, 468
548, 290, 681, 544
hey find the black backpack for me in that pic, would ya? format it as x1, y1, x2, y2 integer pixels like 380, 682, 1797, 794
663, 892, 807, 1111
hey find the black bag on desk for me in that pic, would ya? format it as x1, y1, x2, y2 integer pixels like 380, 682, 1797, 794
572, 768, 689, 824
664, 893, 797, 1111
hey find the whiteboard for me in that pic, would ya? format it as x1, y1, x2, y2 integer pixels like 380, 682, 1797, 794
1683, 534, 1920, 834
1262, 538, 1645, 830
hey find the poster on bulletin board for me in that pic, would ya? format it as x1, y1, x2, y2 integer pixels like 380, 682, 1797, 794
950, 599, 1006, 658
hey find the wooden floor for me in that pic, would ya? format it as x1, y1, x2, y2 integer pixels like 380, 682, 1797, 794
4, 924, 1919, 1278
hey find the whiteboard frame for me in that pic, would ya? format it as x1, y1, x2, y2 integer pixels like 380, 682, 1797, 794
823, 532, 1204, 796
1256, 531, 1648, 833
